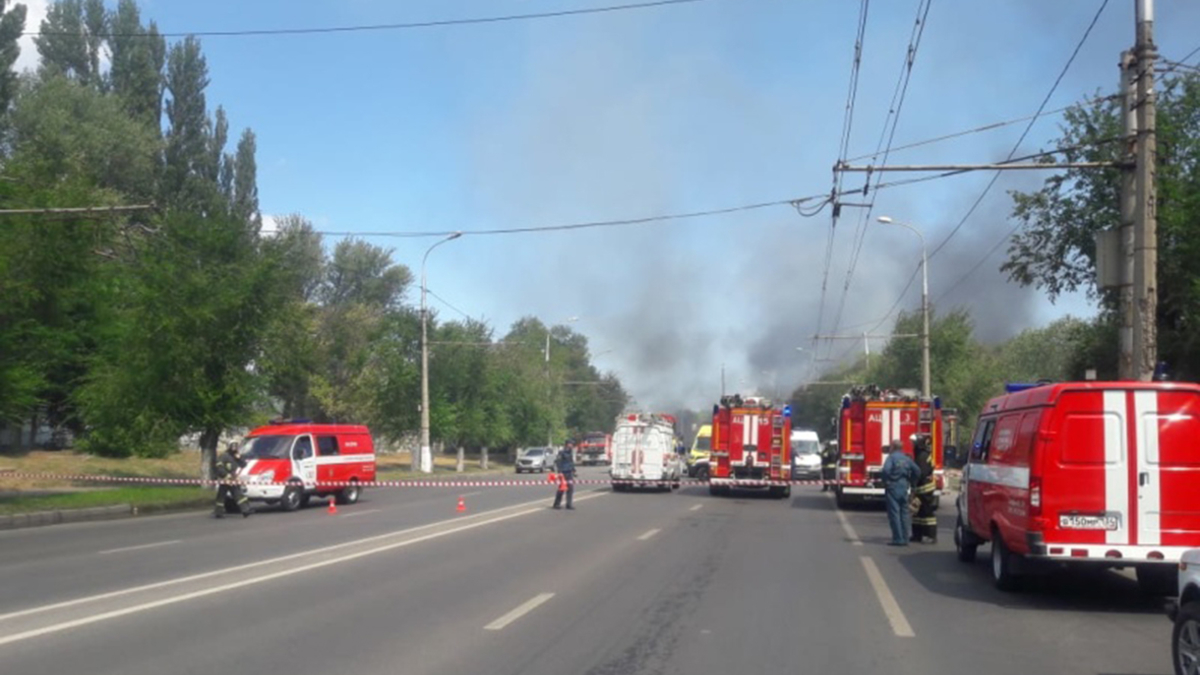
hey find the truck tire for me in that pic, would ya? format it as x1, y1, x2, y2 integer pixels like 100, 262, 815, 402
280, 483, 303, 512
337, 479, 361, 505
695, 464, 710, 481
1137, 565, 1179, 596
1172, 601, 1200, 675
991, 529, 1020, 591
955, 515, 977, 563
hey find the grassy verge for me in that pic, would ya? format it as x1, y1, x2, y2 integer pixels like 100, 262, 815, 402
0, 486, 212, 515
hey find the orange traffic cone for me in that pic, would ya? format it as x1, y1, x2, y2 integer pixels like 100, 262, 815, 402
558, 478, 568, 493
457, 495, 467, 513
548, 472, 557, 483
328, 496, 338, 515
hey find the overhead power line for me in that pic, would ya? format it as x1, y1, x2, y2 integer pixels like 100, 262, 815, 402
24, 0, 711, 38
426, 287, 476, 322
853, 0, 1112, 342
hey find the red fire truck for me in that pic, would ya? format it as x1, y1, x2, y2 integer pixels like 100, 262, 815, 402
835, 385, 944, 509
577, 431, 612, 466
709, 395, 792, 499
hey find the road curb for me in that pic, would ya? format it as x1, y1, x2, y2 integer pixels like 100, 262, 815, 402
0, 504, 133, 531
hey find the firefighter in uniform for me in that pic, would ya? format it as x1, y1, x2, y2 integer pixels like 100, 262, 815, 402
820, 441, 839, 492
552, 441, 576, 510
881, 439, 920, 546
214, 441, 252, 518
910, 434, 938, 544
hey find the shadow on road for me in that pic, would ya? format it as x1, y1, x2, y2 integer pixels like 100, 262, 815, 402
895, 549, 1168, 615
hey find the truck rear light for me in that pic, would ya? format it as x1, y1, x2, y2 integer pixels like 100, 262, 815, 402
1149, 551, 1165, 560
1071, 549, 1087, 558
1029, 477, 1042, 516
1049, 547, 1064, 555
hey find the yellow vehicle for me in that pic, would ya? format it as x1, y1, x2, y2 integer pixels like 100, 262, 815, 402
686, 424, 712, 478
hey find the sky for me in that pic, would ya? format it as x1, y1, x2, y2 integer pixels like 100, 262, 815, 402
15, 0, 1200, 411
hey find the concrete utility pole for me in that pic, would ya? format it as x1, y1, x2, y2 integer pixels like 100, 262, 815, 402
1117, 49, 1137, 380
1131, 0, 1158, 381
418, 232, 462, 473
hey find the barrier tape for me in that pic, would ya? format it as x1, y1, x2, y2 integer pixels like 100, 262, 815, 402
0, 470, 870, 490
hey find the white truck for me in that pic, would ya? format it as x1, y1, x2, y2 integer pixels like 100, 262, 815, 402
609, 413, 682, 492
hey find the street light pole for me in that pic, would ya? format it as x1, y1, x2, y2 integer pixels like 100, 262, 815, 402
418, 231, 463, 473
877, 216, 931, 399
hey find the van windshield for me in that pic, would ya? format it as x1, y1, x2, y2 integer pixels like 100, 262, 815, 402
242, 435, 295, 459
694, 436, 711, 451
792, 440, 820, 455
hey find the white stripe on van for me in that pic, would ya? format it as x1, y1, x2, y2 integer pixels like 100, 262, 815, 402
1104, 390, 1130, 546
1134, 390, 1161, 546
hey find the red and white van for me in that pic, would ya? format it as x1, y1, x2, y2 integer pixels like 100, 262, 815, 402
236, 421, 376, 512
955, 381, 1200, 593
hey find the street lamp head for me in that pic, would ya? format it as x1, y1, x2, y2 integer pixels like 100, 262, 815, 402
447, 231, 463, 241
876, 216, 894, 224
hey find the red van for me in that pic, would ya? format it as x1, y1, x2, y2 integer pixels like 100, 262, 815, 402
955, 381, 1200, 594
236, 421, 376, 512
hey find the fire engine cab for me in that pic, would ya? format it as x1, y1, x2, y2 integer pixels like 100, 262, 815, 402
709, 395, 792, 499
955, 381, 1200, 594
835, 385, 944, 509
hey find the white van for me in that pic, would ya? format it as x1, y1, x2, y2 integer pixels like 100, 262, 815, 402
610, 413, 682, 492
790, 429, 822, 480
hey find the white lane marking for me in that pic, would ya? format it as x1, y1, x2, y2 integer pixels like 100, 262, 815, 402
98, 540, 182, 556
0, 492, 605, 626
836, 508, 863, 546
860, 556, 915, 638
689, 504, 703, 512
0, 493, 607, 648
483, 593, 555, 631
637, 528, 661, 541
339, 509, 382, 519
460, 491, 483, 498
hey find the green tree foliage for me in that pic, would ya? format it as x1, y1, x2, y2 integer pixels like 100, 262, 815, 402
107, 0, 165, 130
162, 36, 215, 211
0, 0, 25, 116
1004, 72, 1200, 379
34, 0, 105, 88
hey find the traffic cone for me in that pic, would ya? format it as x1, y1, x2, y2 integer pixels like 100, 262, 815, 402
558, 478, 567, 493
548, 472, 557, 483
457, 495, 467, 513
328, 496, 338, 515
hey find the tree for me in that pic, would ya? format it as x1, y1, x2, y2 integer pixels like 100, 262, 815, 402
230, 129, 261, 230
163, 36, 215, 211
1004, 72, 1200, 380
0, 1, 26, 117
35, 0, 106, 88
108, 0, 166, 130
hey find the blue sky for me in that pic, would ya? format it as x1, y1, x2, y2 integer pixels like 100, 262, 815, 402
18, 0, 1200, 409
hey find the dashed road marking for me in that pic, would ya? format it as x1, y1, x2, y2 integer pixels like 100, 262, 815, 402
484, 593, 555, 631
689, 504, 703, 512
861, 556, 915, 638
637, 528, 661, 541
98, 540, 181, 556
836, 507, 863, 546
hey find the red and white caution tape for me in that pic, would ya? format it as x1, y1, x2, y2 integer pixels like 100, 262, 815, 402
0, 470, 868, 489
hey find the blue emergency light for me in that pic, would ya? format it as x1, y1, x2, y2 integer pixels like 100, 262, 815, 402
1004, 383, 1045, 394
782, 405, 792, 418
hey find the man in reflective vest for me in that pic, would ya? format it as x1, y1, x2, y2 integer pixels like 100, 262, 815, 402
910, 434, 938, 544
214, 442, 252, 518
552, 441, 576, 510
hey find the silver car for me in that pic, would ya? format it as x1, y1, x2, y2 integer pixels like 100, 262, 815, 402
515, 447, 554, 473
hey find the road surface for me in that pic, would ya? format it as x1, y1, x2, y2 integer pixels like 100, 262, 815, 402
0, 467, 1173, 674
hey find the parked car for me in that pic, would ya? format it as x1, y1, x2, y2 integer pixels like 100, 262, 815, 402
1168, 549, 1200, 675
515, 447, 553, 473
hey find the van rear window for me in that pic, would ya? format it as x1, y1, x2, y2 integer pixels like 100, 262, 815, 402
1060, 413, 1122, 465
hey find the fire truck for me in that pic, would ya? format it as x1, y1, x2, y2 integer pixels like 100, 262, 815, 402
708, 394, 792, 499
577, 431, 612, 466
834, 385, 944, 509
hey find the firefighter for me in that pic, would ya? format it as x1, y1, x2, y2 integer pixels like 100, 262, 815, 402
213, 441, 252, 518
881, 439, 919, 546
552, 440, 576, 510
910, 434, 938, 544
820, 440, 839, 492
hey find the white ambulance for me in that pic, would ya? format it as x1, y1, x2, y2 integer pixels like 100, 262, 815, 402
610, 413, 683, 492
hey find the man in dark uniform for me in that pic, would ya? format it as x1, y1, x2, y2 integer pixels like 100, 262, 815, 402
881, 439, 920, 546
214, 441, 252, 518
821, 441, 839, 492
910, 434, 938, 544
552, 441, 576, 510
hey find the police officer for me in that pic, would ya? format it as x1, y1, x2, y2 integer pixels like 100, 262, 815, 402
552, 441, 577, 510
881, 439, 920, 546
214, 441, 252, 518
820, 441, 839, 492
910, 434, 938, 544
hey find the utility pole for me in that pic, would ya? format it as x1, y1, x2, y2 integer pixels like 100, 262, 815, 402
418, 232, 462, 473
1117, 49, 1137, 380
1132, 0, 1158, 381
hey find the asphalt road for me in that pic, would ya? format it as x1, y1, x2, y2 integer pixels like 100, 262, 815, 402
0, 467, 1175, 675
